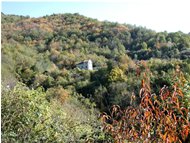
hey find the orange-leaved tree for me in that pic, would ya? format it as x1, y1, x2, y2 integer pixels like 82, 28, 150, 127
101, 77, 190, 143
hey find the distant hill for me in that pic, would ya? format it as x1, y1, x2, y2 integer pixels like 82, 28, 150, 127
2, 12, 190, 88
2, 13, 190, 61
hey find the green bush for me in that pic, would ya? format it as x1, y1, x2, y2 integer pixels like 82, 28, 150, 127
1, 83, 56, 142
1, 83, 106, 142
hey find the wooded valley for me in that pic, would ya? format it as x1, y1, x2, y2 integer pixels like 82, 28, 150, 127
1, 13, 190, 142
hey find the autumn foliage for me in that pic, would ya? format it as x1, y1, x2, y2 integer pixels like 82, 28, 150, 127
101, 78, 190, 142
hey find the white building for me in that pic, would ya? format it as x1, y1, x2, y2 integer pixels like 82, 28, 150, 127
76, 59, 93, 70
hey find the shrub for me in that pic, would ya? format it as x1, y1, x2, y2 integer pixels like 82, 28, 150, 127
1, 83, 56, 142
1, 83, 106, 142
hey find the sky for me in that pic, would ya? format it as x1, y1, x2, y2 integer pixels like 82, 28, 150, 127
1, 0, 190, 33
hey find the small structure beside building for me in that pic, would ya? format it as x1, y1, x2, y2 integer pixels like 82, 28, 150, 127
76, 59, 93, 70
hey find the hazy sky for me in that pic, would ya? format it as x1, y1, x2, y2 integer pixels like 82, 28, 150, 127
1, 0, 190, 33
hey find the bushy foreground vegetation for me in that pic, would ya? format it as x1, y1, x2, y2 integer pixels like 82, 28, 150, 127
2, 83, 107, 142
1, 13, 190, 142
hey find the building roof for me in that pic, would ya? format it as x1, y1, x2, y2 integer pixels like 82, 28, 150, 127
76, 59, 91, 65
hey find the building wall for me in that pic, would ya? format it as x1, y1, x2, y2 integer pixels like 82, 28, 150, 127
87, 60, 93, 70
76, 60, 93, 70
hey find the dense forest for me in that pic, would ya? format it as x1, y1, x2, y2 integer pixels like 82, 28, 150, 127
1, 12, 190, 142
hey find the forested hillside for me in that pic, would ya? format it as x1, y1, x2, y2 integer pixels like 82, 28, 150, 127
1, 13, 190, 142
